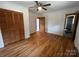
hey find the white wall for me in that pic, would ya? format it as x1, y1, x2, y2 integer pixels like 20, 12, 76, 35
0, 2, 30, 48
44, 7, 79, 36
29, 11, 37, 34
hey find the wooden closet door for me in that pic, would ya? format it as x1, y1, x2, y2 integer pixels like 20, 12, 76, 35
13, 12, 24, 40
0, 12, 16, 45
18, 13, 24, 40
0, 12, 7, 30
0, 13, 7, 44
39, 17, 45, 32
0, 9, 24, 46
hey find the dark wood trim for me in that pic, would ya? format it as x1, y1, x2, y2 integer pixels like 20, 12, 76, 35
73, 12, 79, 41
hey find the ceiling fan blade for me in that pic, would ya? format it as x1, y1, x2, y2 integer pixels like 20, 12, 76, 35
42, 7, 47, 10
35, 1, 39, 6
43, 4, 51, 6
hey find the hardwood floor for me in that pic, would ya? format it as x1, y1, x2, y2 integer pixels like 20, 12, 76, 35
0, 32, 76, 57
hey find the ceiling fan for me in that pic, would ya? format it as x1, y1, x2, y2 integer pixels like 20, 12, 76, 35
30, 1, 51, 11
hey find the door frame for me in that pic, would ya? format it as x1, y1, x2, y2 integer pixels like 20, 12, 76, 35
64, 12, 79, 41
36, 17, 45, 32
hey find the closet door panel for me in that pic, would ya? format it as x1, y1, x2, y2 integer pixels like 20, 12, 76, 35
0, 12, 10, 45
5, 12, 14, 29
0, 13, 7, 30
18, 13, 24, 40
13, 12, 24, 40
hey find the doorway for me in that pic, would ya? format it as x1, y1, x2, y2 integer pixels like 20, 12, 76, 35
36, 17, 45, 33
64, 12, 79, 41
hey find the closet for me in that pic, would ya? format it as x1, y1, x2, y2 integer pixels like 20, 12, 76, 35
0, 8, 24, 46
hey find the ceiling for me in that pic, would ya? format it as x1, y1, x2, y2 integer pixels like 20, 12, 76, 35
6, 1, 79, 12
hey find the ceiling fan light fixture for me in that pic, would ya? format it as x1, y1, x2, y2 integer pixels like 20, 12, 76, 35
38, 6, 42, 11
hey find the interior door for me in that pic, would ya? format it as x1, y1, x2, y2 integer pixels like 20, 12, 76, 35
39, 17, 45, 32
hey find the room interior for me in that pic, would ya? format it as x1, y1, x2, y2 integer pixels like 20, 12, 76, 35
0, 1, 79, 57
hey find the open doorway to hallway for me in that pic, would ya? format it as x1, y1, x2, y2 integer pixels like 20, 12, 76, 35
36, 17, 45, 33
